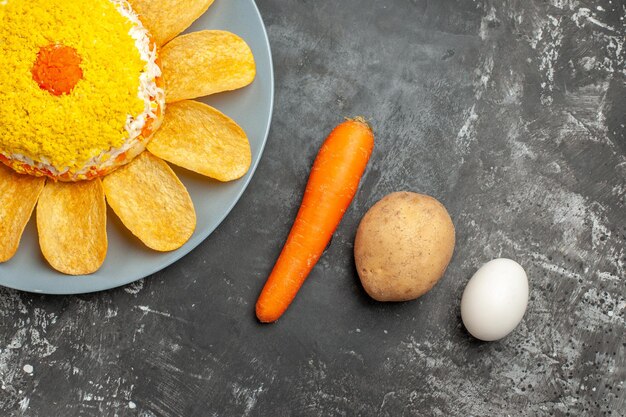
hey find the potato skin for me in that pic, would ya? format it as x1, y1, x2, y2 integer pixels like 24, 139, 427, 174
354, 192, 455, 302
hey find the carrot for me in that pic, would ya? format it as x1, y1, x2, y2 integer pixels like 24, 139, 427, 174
256, 118, 374, 323
31, 44, 83, 96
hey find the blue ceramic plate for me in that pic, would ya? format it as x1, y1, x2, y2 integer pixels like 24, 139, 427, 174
0, 0, 274, 294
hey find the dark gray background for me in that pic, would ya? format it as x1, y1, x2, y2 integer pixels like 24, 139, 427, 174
1, 0, 625, 415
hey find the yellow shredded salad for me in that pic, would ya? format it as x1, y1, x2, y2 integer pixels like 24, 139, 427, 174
0, 0, 146, 171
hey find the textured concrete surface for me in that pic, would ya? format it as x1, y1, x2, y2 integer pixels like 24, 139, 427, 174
1, 0, 625, 415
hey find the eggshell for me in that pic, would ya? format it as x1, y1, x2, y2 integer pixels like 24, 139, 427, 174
461, 258, 528, 341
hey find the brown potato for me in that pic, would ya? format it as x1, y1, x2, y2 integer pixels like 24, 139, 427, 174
354, 192, 455, 302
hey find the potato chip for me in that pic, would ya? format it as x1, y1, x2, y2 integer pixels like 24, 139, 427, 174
36, 179, 107, 275
102, 152, 196, 251
147, 100, 251, 181
129, 0, 214, 46
161, 30, 256, 103
0, 165, 45, 262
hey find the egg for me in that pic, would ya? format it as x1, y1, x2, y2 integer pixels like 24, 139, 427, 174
461, 258, 528, 341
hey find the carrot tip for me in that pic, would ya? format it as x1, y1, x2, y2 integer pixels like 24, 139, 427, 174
256, 302, 279, 323
346, 116, 372, 132
256, 315, 278, 324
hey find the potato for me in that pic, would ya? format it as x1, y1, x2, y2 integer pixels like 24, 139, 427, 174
354, 191, 455, 302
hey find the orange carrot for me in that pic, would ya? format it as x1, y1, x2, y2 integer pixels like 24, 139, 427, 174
31, 44, 83, 96
256, 118, 374, 323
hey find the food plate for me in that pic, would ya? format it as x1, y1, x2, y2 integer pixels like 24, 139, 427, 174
0, 0, 274, 294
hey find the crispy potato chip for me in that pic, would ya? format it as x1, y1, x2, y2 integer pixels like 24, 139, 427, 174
129, 0, 214, 46
161, 30, 256, 103
102, 152, 196, 251
0, 165, 45, 262
147, 100, 251, 181
37, 179, 107, 275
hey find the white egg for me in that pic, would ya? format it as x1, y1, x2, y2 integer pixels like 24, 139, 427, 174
461, 258, 528, 341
